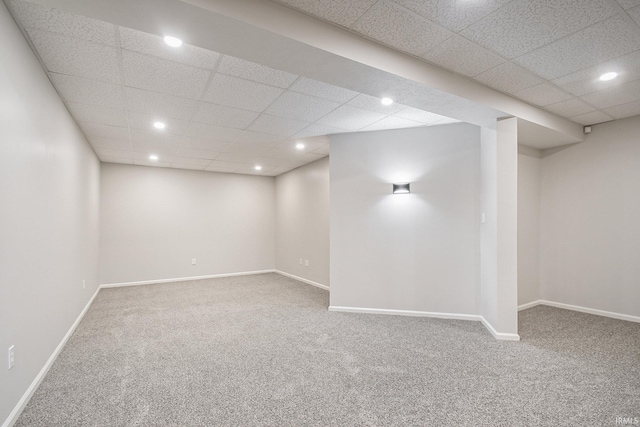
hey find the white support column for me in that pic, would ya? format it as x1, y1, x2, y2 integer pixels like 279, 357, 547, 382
480, 118, 519, 340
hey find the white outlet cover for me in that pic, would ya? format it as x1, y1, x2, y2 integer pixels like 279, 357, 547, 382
8, 345, 15, 370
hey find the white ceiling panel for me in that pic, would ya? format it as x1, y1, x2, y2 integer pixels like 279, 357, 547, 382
94, 147, 132, 159
130, 143, 179, 156
316, 105, 387, 130
176, 147, 221, 159
215, 153, 260, 163
627, 5, 640, 24
293, 123, 349, 138
617, 0, 640, 9
570, 110, 615, 125
179, 137, 229, 151
217, 55, 298, 88
89, 137, 131, 150
122, 51, 211, 99
544, 98, 597, 117
8, 0, 115, 45
184, 122, 243, 142
50, 73, 124, 109
234, 130, 285, 145
360, 115, 425, 132
394, 106, 452, 124
475, 62, 545, 94
79, 122, 129, 140
170, 163, 208, 170
514, 83, 573, 107
265, 91, 341, 122
223, 142, 271, 155
514, 16, 640, 80
203, 74, 284, 112
119, 27, 221, 69
125, 88, 199, 121
99, 156, 133, 165
275, 138, 327, 152
604, 100, 640, 119
171, 157, 211, 167
351, 1, 452, 57
129, 130, 183, 146
29, 30, 119, 83
193, 102, 260, 129
289, 77, 359, 103
252, 156, 299, 167
206, 160, 245, 171
346, 94, 405, 114
66, 103, 127, 127
247, 114, 311, 137
461, 0, 616, 59
393, 0, 511, 33
421, 35, 505, 78
273, 0, 377, 27
127, 111, 190, 135
581, 79, 640, 109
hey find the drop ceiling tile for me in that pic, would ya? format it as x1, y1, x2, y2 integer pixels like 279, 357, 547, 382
172, 163, 208, 171
461, 0, 616, 59
125, 88, 198, 121
514, 16, 640, 80
206, 160, 245, 172
551, 50, 640, 96
544, 98, 597, 117
346, 94, 405, 114
119, 27, 220, 69
359, 116, 425, 131
293, 123, 349, 138
80, 123, 129, 140
129, 129, 183, 146
176, 147, 220, 159
127, 112, 190, 135
130, 143, 179, 156
50, 74, 124, 109
421, 35, 505, 78
94, 147, 132, 159
235, 166, 276, 175
171, 157, 212, 166
193, 102, 259, 129
99, 156, 133, 165
248, 114, 311, 137
628, 5, 640, 25
393, 0, 511, 33
259, 148, 307, 161
122, 51, 211, 99
9, 0, 115, 45
217, 55, 298, 88
234, 130, 286, 145
316, 105, 387, 130
28, 30, 119, 83
274, 0, 377, 27
604, 101, 640, 119
394, 107, 451, 124
265, 92, 341, 122
180, 138, 229, 151
475, 62, 544, 94
216, 153, 260, 163
580, 79, 640, 109
223, 143, 271, 155
570, 110, 615, 125
203, 74, 284, 112
514, 83, 573, 107
289, 77, 359, 103
262, 167, 293, 176
66, 103, 127, 127
253, 157, 299, 167
89, 137, 131, 150
185, 122, 243, 142
276, 136, 329, 152
617, 0, 640, 9
352, 1, 452, 56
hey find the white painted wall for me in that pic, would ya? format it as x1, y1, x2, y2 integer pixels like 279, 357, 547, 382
100, 164, 276, 284
329, 124, 481, 315
518, 148, 541, 306
0, 3, 101, 424
540, 116, 640, 318
275, 157, 330, 287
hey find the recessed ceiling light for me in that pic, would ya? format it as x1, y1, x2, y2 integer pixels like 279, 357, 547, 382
599, 72, 618, 81
254, 165, 262, 171
153, 121, 166, 130
163, 36, 182, 47
381, 97, 394, 106
295, 143, 305, 150
149, 155, 158, 161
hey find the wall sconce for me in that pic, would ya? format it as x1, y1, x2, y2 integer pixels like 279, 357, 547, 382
392, 183, 410, 194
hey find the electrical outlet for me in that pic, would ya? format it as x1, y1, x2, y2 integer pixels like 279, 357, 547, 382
192, 258, 196, 265
305, 259, 309, 267
83, 279, 86, 289
8, 345, 14, 370
299, 258, 303, 265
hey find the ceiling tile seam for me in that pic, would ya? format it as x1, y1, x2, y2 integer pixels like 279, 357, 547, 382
347, 0, 383, 29
430, 0, 518, 35
606, 0, 640, 33
113, 25, 134, 158
174, 53, 226, 169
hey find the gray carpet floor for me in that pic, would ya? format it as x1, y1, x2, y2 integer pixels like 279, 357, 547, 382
16, 273, 640, 426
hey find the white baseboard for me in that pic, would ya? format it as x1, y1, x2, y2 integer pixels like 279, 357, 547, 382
2, 286, 101, 427
479, 316, 521, 341
536, 300, 640, 323
274, 270, 329, 291
328, 305, 480, 321
517, 300, 543, 311
100, 270, 276, 288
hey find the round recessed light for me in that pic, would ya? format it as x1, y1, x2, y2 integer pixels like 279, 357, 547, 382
295, 143, 305, 150
599, 72, 618, 81
381, 97, 394, 106
163, 36, 183, 48
153, 121, 166, 130
254, 165, 262, 171
149, 155, 159, 161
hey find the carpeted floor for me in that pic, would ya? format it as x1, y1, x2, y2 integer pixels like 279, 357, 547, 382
16, 273, 640, 426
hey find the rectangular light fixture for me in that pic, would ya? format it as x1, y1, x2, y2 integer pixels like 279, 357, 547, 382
393, 183, 410, 194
